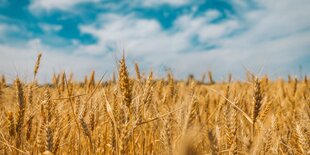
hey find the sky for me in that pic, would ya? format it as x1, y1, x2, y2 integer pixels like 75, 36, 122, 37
0, 0, 310, 82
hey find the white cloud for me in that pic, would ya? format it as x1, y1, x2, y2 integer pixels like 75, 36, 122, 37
78, 13, 190, 56
142, 0, 191, 7
28, 0, 192, 13
78, 10, 237, 57
0, 23, 19, 35
174, 11, 240, 42
39, 23, 63, 33
29, 0, 99, 12
0, 24, 8, 34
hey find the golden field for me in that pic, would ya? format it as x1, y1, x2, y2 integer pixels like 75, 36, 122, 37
0, 54, 309, 155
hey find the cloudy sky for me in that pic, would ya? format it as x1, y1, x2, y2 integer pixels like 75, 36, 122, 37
0, 0, 309, 82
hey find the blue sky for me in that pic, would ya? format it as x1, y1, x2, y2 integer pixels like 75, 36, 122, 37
0, 0, 309, 82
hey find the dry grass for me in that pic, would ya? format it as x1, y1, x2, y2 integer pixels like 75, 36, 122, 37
0, 54, 309, 155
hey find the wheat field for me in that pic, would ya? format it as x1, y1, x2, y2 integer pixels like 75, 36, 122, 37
0, 54, 309, 155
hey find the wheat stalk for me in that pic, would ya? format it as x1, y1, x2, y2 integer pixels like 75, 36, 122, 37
34, 53, 42, 79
